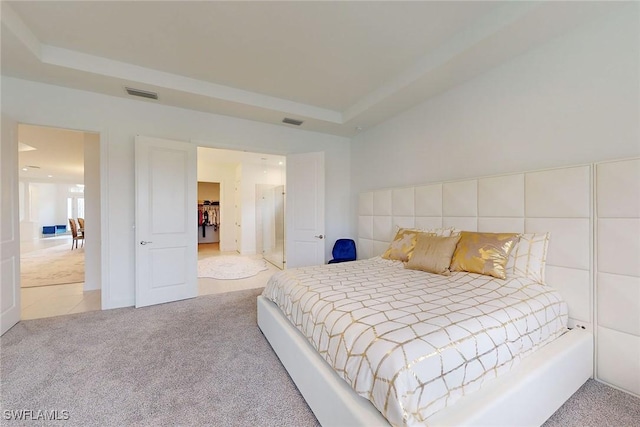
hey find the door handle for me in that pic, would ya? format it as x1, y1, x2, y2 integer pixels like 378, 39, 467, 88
140, 241, 153, 245
314, 234, 324, 239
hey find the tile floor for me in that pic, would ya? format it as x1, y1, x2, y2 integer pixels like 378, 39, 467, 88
21, 284, 101, 320
20, 239, 280, 320
197, 242, 281, 296
20, 235, 100, 321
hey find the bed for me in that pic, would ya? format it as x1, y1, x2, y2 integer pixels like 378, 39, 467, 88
258, 255, 592, 426
258, 166, 595, 426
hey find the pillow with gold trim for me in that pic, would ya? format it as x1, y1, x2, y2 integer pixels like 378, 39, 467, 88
450, 231, 520, 279
405, 234, 461, 275
382, 228, 432, 261
506, 232, 550, 283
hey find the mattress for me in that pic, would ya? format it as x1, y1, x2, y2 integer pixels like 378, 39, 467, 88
262, 257, 569, 427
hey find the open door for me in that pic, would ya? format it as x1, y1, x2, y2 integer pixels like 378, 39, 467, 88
1, 114, 21, 334
135, 136, 197, 308
286, 152, 325, 268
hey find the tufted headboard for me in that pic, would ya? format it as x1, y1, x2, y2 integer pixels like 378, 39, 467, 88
358, 164, 592, 331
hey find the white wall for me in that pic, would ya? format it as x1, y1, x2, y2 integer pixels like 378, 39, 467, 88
238, 162, 285, 255
18, 181, 72, 240
350, 5, 639, 208
348, 6, 640, 397
84, 132, 101, 291
1, 77, 350, 308
32, 183, 56, 226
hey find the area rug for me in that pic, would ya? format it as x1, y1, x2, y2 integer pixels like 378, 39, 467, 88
20, 243, 84, 288
198, 255, 268, 280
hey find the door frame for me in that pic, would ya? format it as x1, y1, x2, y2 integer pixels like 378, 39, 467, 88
11, 122, 108, 312
193, 141, 323, 269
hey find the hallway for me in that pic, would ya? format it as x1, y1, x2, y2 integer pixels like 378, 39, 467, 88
20, 235, 100, 320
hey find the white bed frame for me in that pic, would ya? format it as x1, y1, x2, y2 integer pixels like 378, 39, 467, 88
258, 164, 598, 426
258, 295, 592, 426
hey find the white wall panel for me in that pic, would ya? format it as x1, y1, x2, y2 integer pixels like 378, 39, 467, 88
595, 158, 640, 396
526, 166, 591, 218
358, 162, 596, 369
415, 184, 442, 217
478, 174, 525, 217
373, 190, 392, 216
372, 216, 393, 243
546, 265, 591, 326
373, 241, 389, 257
414, 217, 443, 231
358, 239, 373, 260
358, 216, 373, 240
478, 218, 524, 234
392, 188, 415, 216
597, 159, 640, 218
393, 216, 415, 230
443, 180, 477, 217
598, 273, 640, 337
597, 327, 640, 396
526, 218, 590, 270
359, 192, 374, 216
598, 219, 640, 277
443, 217, 477, 232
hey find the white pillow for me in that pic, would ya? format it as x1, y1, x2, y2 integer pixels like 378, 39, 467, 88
506, 232, 550, 283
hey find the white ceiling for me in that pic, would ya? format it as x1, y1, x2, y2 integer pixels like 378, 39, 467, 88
18, 124, 87, 183
1, 1, 620, 137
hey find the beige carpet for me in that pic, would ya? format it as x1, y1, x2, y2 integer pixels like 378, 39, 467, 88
0, 289, 319, 427
1, 289, 638, 426
20, 242, 84, 288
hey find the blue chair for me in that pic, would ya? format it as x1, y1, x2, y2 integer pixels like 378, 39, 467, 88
328, 239, 356, 264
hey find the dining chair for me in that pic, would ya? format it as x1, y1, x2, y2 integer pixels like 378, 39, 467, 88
68, 218, 84, 249
77, 218, 85, 237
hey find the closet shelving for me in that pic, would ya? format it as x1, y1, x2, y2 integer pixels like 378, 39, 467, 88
198, 200, 220, 243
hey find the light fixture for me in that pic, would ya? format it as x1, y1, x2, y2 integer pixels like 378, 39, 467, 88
47, 175, 53, 178
18, 143, 37, 152
21, 167, 28, 171
278, 161, 283, 166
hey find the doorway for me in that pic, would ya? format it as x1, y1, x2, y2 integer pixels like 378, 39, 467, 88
257, 184, 285, 269
196, 146, 285, 296
17, 124, 102, 320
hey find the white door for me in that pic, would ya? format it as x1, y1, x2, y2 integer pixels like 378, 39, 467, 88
1, 114, 21, 335
135, 136, 197, 308
286, 152, 325, 268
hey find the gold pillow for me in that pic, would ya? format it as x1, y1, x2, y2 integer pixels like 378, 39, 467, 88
450, 231, 520, 279
382, 228, 425, 261
405, 234, 461, 275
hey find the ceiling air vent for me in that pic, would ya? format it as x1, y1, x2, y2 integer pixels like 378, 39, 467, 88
282, 117, 303, 126
125, 87, 158, 100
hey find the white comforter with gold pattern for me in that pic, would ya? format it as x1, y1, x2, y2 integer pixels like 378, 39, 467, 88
262, 257, 568, 426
